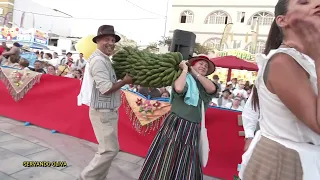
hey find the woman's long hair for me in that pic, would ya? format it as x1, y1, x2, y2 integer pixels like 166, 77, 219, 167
251, 0, 289, 111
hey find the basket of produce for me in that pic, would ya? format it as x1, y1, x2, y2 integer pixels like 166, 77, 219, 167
112, 47, 184, 88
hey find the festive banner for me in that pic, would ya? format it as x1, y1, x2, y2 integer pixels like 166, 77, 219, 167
33, 29, 49, 46
121, 90, 171, 134
0, 67, 42, 101
216, 49, 255, 61
1, 26, 20, 41
0, 26, 49, 47
220, 23, 233, 50
251, 18, 260, 54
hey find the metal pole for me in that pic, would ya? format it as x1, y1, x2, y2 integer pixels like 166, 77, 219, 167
163, 0, 170, 38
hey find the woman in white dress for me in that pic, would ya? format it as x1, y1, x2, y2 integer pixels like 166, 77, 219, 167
239, 0, 320, 179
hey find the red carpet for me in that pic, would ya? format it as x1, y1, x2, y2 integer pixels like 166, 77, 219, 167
0, 74, 244, 180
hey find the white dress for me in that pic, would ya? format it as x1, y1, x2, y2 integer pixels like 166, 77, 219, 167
239, 48, 320, 180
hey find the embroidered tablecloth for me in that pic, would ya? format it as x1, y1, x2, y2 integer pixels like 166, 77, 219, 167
121, 90, 171, 134
0, 67, 42, 101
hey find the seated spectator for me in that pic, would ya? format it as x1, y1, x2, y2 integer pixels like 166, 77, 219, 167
231, 78, 238, 89
0, 42, 7, 55
2, 42, 22, 58
130, 85, 138, 92
225, 82, 233, 92
0, 54, 20, 69
19, 58, 30, 70
224, 96, 244, 111
74, 69, 83, 80
217, 89, 232, 107
47, 65, 56, 75
212, 75, 221, 98
30, 60, 46, 73
44, 53, 52, 61
233, 80, 248, 99
138, 87, 161, 99
161, 90, 170, 98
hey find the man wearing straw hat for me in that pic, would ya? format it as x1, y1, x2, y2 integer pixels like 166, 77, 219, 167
79, 25, 133, 180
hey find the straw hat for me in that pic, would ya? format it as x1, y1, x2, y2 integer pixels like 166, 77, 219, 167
57, 65, 70, 76
188, 55, 216, 76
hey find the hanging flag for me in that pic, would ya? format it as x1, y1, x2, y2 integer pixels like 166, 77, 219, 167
230, 32, 234, 42
219, 23, 233, 51
245, 32, 249, 44
20, 12, 25, 28
251, 18, 260, 53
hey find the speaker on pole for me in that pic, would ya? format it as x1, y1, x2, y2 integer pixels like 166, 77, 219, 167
169, 29, 196, 60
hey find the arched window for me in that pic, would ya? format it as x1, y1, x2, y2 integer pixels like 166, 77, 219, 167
205, 11, 231, 24
203, 38, 227, 50
248, 12, 274, 26
180, 10, 194, 23
244, 41, 266, 54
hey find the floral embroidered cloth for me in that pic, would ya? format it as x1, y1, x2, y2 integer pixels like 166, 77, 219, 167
0, 67, 42, 101
121, 90, 171, 134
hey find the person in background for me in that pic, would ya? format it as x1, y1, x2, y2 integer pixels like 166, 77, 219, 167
131, 85, 138, 92
2, 42, 22, 57
225, 82, 233, 91
75, 53, 86, 70
41, 53, 53, 70
60, 52, 72, 65
126, 84, 136, 91
44, 53, 52, 61
224, 96, 243, 111
50, 52, 59, 67
66, 57, 74, 69
217, 89, 232, 107
138, 87, 161, 99
35, 51, 41, 60
245, 81, 250, 87
47, 65, 56, 75
0, 54, 20, 69
231, 78, 238, 89
31, 60, 46, 74
212, 75, 221, 98
0, 42, 22, 69
160, 90, 170, 98
19, 58, 30, 70
233, 80, 248, 99
74, 69, 83, 80
0, 42, 7, 55
40, 51, 44, 59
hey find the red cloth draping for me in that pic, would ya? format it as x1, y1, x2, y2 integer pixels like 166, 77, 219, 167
212, 56, 258, 71
0, 74, 244, 180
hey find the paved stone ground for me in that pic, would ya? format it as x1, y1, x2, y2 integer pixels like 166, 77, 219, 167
0, 116, 221, 180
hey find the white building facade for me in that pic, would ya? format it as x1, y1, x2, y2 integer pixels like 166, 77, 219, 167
169, 0, 279, 54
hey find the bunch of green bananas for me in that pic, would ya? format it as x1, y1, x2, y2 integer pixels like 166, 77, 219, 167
112, 47, 183, 88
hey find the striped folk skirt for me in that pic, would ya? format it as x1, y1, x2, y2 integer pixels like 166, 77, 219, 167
138, 113, 202, 180
243, 136, 303, 180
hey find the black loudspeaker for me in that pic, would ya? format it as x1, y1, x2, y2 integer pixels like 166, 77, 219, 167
170, 29, 196, 60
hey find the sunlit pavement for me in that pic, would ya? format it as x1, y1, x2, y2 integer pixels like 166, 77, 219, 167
0, 116, 219, 180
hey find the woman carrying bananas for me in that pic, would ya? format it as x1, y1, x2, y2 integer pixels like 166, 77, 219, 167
139, 56, 218, 180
